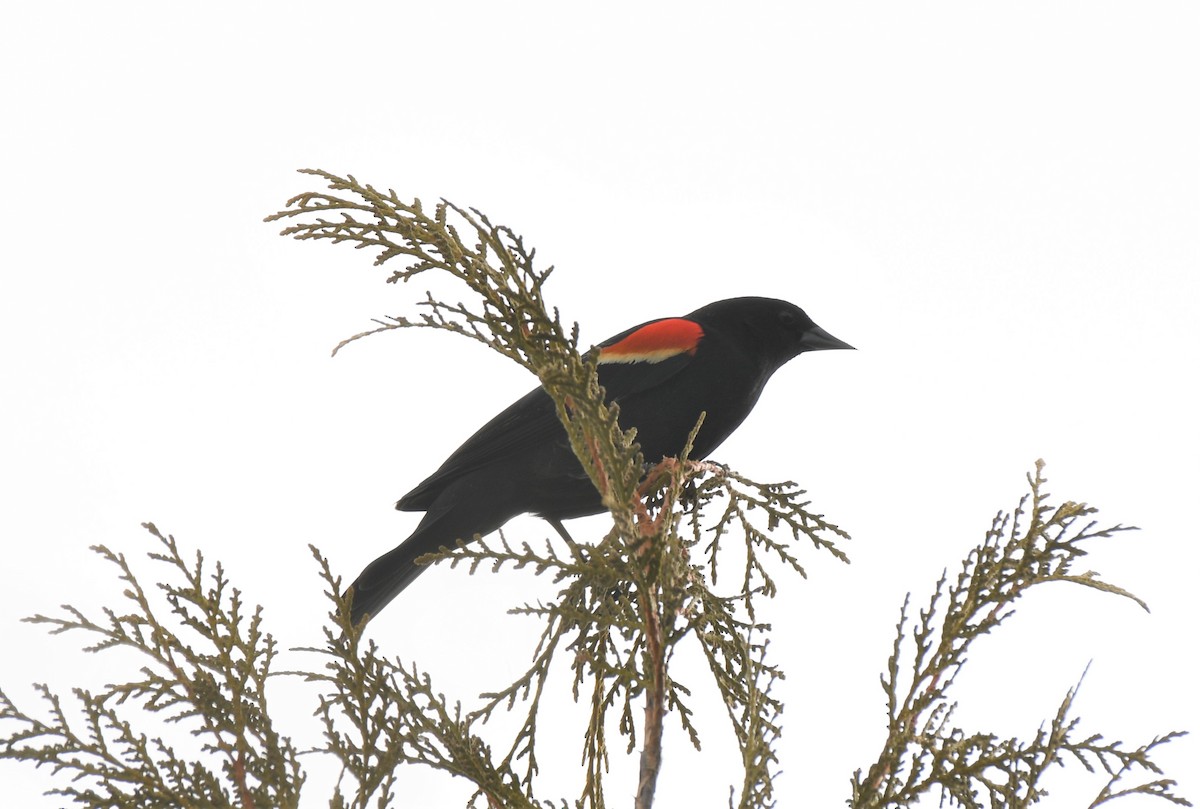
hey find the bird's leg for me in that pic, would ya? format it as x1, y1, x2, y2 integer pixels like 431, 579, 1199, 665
546, 517, 576, 545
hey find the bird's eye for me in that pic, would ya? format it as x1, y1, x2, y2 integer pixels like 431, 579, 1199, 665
778, 310, 797, 327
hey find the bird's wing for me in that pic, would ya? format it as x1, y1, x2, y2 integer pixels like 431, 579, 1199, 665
396, 386, 559, 509
396, 317, 706, 510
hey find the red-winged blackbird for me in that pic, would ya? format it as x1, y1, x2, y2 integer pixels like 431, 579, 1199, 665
348, 297, 852, 624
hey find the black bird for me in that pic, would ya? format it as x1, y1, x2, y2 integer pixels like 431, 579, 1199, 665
348, 297, 852, 624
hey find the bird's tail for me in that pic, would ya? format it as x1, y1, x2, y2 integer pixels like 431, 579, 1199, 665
345, 536, 434, 626
345, 479, 518, 625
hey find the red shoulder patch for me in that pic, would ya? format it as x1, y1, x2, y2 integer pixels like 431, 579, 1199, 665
599, 319, 704, 364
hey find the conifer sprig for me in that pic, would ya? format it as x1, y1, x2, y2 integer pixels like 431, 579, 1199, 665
0, 524, 302, 809
850, 460, 1190, 808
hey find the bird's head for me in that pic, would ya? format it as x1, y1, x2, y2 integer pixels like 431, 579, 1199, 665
687, 297, 854, 371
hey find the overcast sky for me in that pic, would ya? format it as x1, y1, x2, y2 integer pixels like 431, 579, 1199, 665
2, 3, 1197, 806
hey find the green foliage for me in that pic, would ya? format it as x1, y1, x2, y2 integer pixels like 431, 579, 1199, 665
266, 169, 639, 519
0, 171, 1189, 808
0, 524, 302, 808
850, 461, 1190, 809
299, 549, 546, 809
424, 454, 849, 809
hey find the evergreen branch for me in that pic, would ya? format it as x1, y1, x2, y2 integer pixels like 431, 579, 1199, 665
1085, 730, 1191, 807
688, 468, 850, 616
267, 168, 641, 528
0, 524, 302, 809
297, 547, 549, 809
849, 460, 1189, 808
406, 451, 837, 808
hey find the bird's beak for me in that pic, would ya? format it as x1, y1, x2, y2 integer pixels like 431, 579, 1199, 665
800, 324, 855, 353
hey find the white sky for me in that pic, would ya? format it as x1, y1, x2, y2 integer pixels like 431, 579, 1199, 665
2, 2, 1196, 806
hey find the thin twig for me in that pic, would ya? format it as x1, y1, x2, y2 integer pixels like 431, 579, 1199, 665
636, 589, 666, 809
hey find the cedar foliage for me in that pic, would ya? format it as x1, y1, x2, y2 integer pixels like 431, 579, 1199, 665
0, 170, 1188, 808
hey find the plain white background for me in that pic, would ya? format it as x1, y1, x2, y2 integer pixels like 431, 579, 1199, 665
2, 3, 1196, 806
